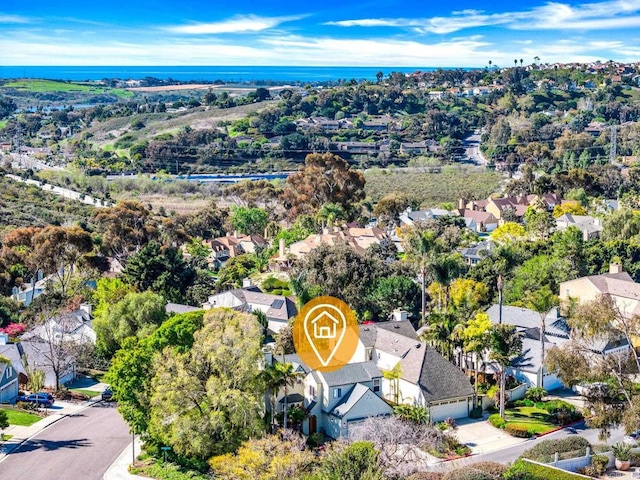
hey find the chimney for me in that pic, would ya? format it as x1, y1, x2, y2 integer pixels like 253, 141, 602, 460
263, 346, 273, 367
458, 198, 466, 210
0, 333, 8, 345
392, 310, 408, 322
610, 263, 623, 274
243, 278, 253, 288
279, 238, 286, 258
234, 230, 239, 238
79, 303, 92, 316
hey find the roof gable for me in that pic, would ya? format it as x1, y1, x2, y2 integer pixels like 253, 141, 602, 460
418, 346, 474, 402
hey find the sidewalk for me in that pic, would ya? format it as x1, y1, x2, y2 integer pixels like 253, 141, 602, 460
103, 437, 148, 480
0, 399, 95, 462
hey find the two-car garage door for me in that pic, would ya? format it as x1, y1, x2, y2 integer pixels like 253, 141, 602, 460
430, 398, 470, 422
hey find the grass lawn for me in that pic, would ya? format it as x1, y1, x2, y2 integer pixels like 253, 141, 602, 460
504, 406, 557, 435
1, 407, 41, 426
70, 388, 99, 398
2, 79, 133, 98
0, 119, 7, 129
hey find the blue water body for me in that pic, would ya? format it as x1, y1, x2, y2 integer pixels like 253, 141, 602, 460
0, 66, 449, 83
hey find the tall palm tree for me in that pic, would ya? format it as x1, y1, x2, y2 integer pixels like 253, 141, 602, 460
404, 229, 437, 325
526, 286, 559, 389
423, 312, 460, 361
490, 324, 532, 419
383, 363, 403, 404
261, 361, 302, 431
430, 254, 464, 312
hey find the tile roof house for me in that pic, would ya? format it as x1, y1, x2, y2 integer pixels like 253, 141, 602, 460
204, 233, 268, 268
460, 241, 493, 266
457, 209, 499, 233
203, 283, 297, 334
461, 193, 561, 221
270, 227, 389, 270
398, 208, 453, 227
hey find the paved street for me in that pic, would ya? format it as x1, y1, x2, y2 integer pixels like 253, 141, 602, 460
0, 402, 130, 480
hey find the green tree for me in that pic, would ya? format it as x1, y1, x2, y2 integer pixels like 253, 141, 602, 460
122, 241, 195, 302
368, 276, 420, 320
309, 442, 384, 480
92, 278, 134, 319
94, 290, 167, 357
106, 311, 204, 435
229, 206, 269, 236
526, 286, 559, 388
491, 222, 526, 244
403, 229, 437, 324
315, 202, 348, 229
282, 153, 366, 219
490, 324, 530, 419
463, 312, 493, 395
0, 409, 8, 440
148, 308, 264, 458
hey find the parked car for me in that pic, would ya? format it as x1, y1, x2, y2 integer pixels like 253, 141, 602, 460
101, 388, 113, 401
624, 430, 640, 445
17, 392, 54, 408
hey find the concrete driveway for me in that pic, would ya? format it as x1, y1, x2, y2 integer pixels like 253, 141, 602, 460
453, 415, 529, 454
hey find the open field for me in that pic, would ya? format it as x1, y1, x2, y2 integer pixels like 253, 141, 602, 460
2, 79, 133, 98
87, 100, 278, 149
127, 84, 213, 92
364, 167, 504, 207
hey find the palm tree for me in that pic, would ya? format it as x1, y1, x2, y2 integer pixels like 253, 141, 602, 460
383, 363, 403, 404
526, 286, 559, 389
489, 324, 532, 419
514, 59, 518, 67
430, 254, 464, 312
261, 361, 302, 430
519, 58, 523, 66
488, 60, 493, 69
316, 202, 347, 229
423, 312, 460, 361
534, 56, 540, 65
404, 229, 437, 325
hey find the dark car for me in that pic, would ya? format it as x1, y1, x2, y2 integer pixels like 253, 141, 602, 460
17, 393, 54, 408
101, 388, 113, 401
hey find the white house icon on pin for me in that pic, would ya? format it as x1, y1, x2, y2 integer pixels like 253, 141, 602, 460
312, 311, 340, 339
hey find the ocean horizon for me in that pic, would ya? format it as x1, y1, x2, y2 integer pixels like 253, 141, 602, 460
0, 65, 461, 83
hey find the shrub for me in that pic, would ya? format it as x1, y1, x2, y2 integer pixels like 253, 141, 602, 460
505, 424, 533, 438
469, 406, 483, 419
612, 442, 632, 461
577, 465, 601, 478
526, 387, 548, 402
590, 454, 608, 475
307, 432, 324, 447
488, 413, 506, 429
521, 437, 591, 463
469, 461, 508, 478
442, 468, 494, 480
539, 399, 575, 414
513, 399, 534, 408
16, 401, 38, 412
405, 473, 444, 480
506, 459, 589, 480
549, 410, 581, 426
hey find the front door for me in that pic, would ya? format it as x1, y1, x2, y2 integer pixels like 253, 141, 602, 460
309, 415, 317, 434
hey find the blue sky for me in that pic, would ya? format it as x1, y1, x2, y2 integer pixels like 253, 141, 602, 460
1, 0, 640, 66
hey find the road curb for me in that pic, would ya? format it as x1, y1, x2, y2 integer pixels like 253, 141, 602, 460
0, 398, 102, 463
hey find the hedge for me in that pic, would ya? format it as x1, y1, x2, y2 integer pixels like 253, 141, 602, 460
488, 413, 506, 429
505, 424, 533, 438
521, 437, 591, 463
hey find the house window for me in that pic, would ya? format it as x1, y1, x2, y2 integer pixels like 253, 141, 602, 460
366, 347, 373, 360
373, 378, 380, 393
6, 366, 12, 378
333, 388, 342, 399
309, 385, 316, 397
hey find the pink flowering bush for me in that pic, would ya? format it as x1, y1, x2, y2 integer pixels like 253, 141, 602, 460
0, 323, 26, 336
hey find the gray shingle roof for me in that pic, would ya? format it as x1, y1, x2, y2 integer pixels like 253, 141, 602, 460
376, 320, 417, 339
418, 345, 474, 403
166, 303, 200, 314
320, 361, 381, 387
486, 305, 570, 339
329, 383, 371, 418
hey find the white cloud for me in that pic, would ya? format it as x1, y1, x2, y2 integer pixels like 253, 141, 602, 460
0, 29, 637, 67
0, 13, 30, 23
164, 14, 303, 34
326, 0, 640, 33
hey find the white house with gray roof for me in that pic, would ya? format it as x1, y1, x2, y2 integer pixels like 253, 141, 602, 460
203, 285, 297, 334
355, 320, 474, 422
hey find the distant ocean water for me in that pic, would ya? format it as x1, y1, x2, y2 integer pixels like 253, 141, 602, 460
0, 66, 448, 83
